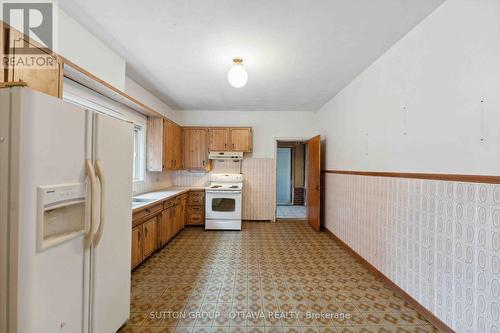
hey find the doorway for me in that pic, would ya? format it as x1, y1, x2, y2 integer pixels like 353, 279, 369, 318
276, 141, 307, 220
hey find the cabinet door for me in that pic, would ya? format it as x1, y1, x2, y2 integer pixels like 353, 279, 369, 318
7, 29, 62, 97
147, 117, 164, 171
230, 128, 252, 152
160, 208, 173, 246
131, 225, 143, 268
143, 217, 158, 257
209, 128, 230, 151
163, 120, 175, 169
183, 128, 209, 170
173, 124, 183, 169
175, 204, 183, 233
180, 196, 187, 228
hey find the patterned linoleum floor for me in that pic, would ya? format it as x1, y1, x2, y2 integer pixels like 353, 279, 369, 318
120, 221, 439, 333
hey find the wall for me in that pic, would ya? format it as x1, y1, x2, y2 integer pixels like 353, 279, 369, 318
57, 9, 126, 90
123, 76, 182, 194
178, 110, 318, 158
172, 110, 317, 221
62, 78, 174, 195
124, 77, 181, 124
316, 0, 500, 175
316, 1, 500, 332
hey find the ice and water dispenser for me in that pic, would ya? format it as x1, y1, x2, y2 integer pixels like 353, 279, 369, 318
37, 183, 87, 251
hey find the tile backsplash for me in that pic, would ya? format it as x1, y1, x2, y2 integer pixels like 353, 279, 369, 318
133, 169, 173, 195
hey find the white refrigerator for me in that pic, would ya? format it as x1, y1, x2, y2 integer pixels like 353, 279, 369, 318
0, 87, 133, 333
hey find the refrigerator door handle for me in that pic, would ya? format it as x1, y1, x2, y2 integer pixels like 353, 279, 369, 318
93, 160, 106, 247
85, 159, 99, 247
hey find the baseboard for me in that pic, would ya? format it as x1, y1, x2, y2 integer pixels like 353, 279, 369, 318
324, 228, 454, 333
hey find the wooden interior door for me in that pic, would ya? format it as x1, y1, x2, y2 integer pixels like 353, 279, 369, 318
306, 135, 321, 231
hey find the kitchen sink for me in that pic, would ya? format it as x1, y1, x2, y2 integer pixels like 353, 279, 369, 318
132, 197, 155, 203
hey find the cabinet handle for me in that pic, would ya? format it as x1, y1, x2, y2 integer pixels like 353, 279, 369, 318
202, 160, 205, 166
145, 209, 151, 213
232, 143, 235, 149
138, 231, 141, 241
145, 227, 148, 236
224, 143, 227, 148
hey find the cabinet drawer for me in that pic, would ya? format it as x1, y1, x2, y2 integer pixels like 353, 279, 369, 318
189, 191, 205, 199
163, 200, 175, 209
133, 203, 162, 223
187, 205, 204, 214
187, 213, 204, 225
188, 197, 204, 206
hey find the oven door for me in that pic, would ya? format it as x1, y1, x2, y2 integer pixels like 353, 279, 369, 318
205, 190, 242, 220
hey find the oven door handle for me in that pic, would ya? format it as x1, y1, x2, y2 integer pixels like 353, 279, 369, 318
206, 190, 242, 194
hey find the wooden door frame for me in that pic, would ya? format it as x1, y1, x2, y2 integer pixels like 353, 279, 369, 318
273, 137, 309, 222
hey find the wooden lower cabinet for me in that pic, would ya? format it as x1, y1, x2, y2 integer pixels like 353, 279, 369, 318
131, 192, 192, 270
131, 225, 143, 269
159, 207, 174, 247
142, 217, 158, 257
186, 190, 205, 226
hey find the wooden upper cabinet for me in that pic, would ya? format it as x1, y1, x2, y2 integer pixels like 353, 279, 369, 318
163, 120, 183, 170
147, 118, 182, 171
172, 124, 183, 169
183, 128, 210, 170
209, 128, 230, 151
230, 128, 252, 152
6, 27, 62, 97
146, 117, 164, 172
208, 127, 252, 152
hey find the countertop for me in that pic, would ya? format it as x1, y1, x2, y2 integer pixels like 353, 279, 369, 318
132, 187, 205, 212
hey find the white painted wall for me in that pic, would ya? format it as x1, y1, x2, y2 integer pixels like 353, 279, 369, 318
315, 0, 500, 175
179, 111, 318, 158
124, 77, 181, 123
57, 9, 126, 90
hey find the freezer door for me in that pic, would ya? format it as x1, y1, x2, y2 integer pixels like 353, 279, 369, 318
10, 87, 89, 333
91, 112, 133, 333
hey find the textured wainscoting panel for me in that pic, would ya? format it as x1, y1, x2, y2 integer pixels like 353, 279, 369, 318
324, 173, 500, 333
241, 158, 275, 221
172, 158, 276, 221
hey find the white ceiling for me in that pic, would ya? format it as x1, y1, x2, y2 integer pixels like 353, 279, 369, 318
58, 0, 444, 111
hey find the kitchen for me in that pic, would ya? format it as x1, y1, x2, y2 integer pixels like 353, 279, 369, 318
1, 1, 500, 333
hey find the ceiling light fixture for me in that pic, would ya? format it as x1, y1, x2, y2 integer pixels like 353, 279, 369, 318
227, 58, 248, 88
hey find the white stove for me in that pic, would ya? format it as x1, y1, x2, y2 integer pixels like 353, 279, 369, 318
205, 173, 243, 230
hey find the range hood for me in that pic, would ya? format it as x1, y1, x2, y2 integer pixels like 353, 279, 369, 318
208, 151, 244, 160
